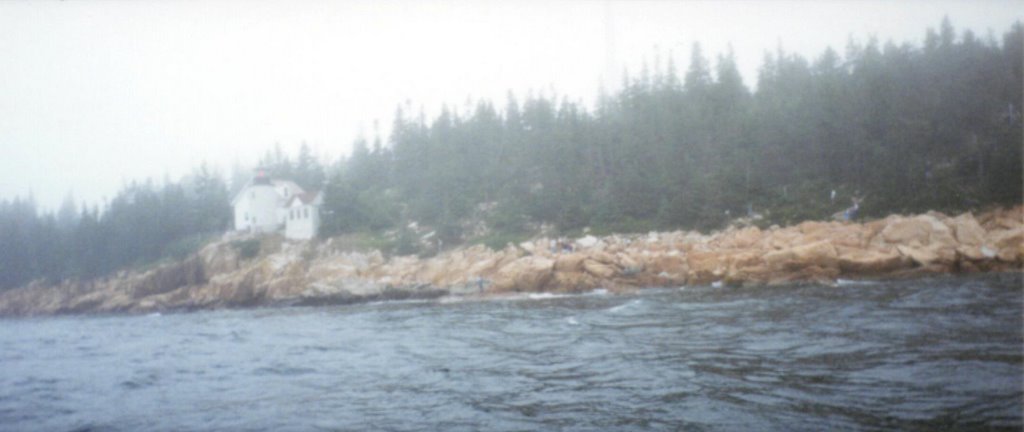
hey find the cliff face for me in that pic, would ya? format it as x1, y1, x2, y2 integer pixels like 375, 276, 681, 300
0, 206, 1020, 316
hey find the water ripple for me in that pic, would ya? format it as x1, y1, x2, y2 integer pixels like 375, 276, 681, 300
0, 273, 1020, 431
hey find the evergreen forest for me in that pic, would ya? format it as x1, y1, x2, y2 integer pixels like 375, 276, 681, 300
1, 19, 1020, 290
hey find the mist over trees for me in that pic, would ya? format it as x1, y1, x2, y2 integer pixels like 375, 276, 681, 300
323, 19, 1022, 237
0, 19, 1020, 290
0, 166, 231, 289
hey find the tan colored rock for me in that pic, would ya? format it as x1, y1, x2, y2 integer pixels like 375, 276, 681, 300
588, 250, 617, 265
981, 206, 1023, 230
724, 260, 771, 285
829, 227, 868, 249
896, 245, 938, 266
790, 240, 839, 269
797, 220, 841, 242
2, 206, 1022, 317
615, 253, 642, 271
465, 256, 503, 278
582, 259, 617, 279
554, 253, 587, 272
797, 220, 833, 235
837, 247, 908, 274
763, 239, 838, 272
862, 218, 889, 239
762, 248, 797, 270
200, 242, 239, 275
729, 251, 764, 269
765, 229, 801, 250
957, 244, 987, 261
719, 226, 762, 249
987, 227, 1023, 262
129, 256, 206, 299
648, 253, 688, 275
688, 251, 727, 282
491, 256, 555, 292
549, 271, 600, 292
949, 213, 986, 246
880, 216, 934, 245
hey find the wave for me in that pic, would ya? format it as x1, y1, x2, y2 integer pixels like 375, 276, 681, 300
836, 279, 880, 287
527, 292, 572, 300
608, 299, 643, 313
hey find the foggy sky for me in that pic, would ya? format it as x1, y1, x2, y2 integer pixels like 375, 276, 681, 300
1, 0, 1019, 211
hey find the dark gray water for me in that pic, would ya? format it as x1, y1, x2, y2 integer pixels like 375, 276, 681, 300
1, 273, 1021, 431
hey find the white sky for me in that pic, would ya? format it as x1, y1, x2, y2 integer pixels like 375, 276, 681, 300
0, 0, 1020, 211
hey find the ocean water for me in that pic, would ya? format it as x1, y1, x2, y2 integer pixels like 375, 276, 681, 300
1, 273, 1021, 431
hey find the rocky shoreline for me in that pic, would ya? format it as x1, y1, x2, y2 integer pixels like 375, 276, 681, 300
0, 206, 1020, 317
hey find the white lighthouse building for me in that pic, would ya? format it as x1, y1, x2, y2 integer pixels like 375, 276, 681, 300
231, 170, 322, 240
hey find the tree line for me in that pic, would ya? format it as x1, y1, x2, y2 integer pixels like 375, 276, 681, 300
0, 164, 231, 289
0, 19, 1020, 290
0, 144, 331, 290
323, 19, 1022, 238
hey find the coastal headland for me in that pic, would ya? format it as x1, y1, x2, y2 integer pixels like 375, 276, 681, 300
0, 206, 1020, 316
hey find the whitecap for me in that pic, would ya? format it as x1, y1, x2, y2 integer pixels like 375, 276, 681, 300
836, 279, 879, 286
608, 299, 642, 313
527, 292, 569, 300
437, 296, 466, 304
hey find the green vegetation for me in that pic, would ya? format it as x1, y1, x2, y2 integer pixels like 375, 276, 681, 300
0, 19, 1020, 291
0, 164, 231, 289
322, 19, 1022, 236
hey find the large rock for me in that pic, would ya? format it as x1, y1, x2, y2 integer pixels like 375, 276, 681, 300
131, 256, 206, 299
790, 240, 839, 269
724, 264, 771, 286
762, 248, 797, 270
719, 226, 762, 249
491, 256, 555, 292
553, 253, 587, 272
549, 271, 601, 292
200, 242, 240, 275
987, 227, 1024, 263
879, 216, 935, 245
687, 251, 728, 283
797, 220, 840, 242
896, 245, 937, 267
2, 205, 1021, 317
837, 247, 908, 274
957, 244, 989, 261
949, 213, 986, 246
615, 253, 642, 272
764, 240, 837, 271
582, 259, 617, 279
648, 253, 688, 273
